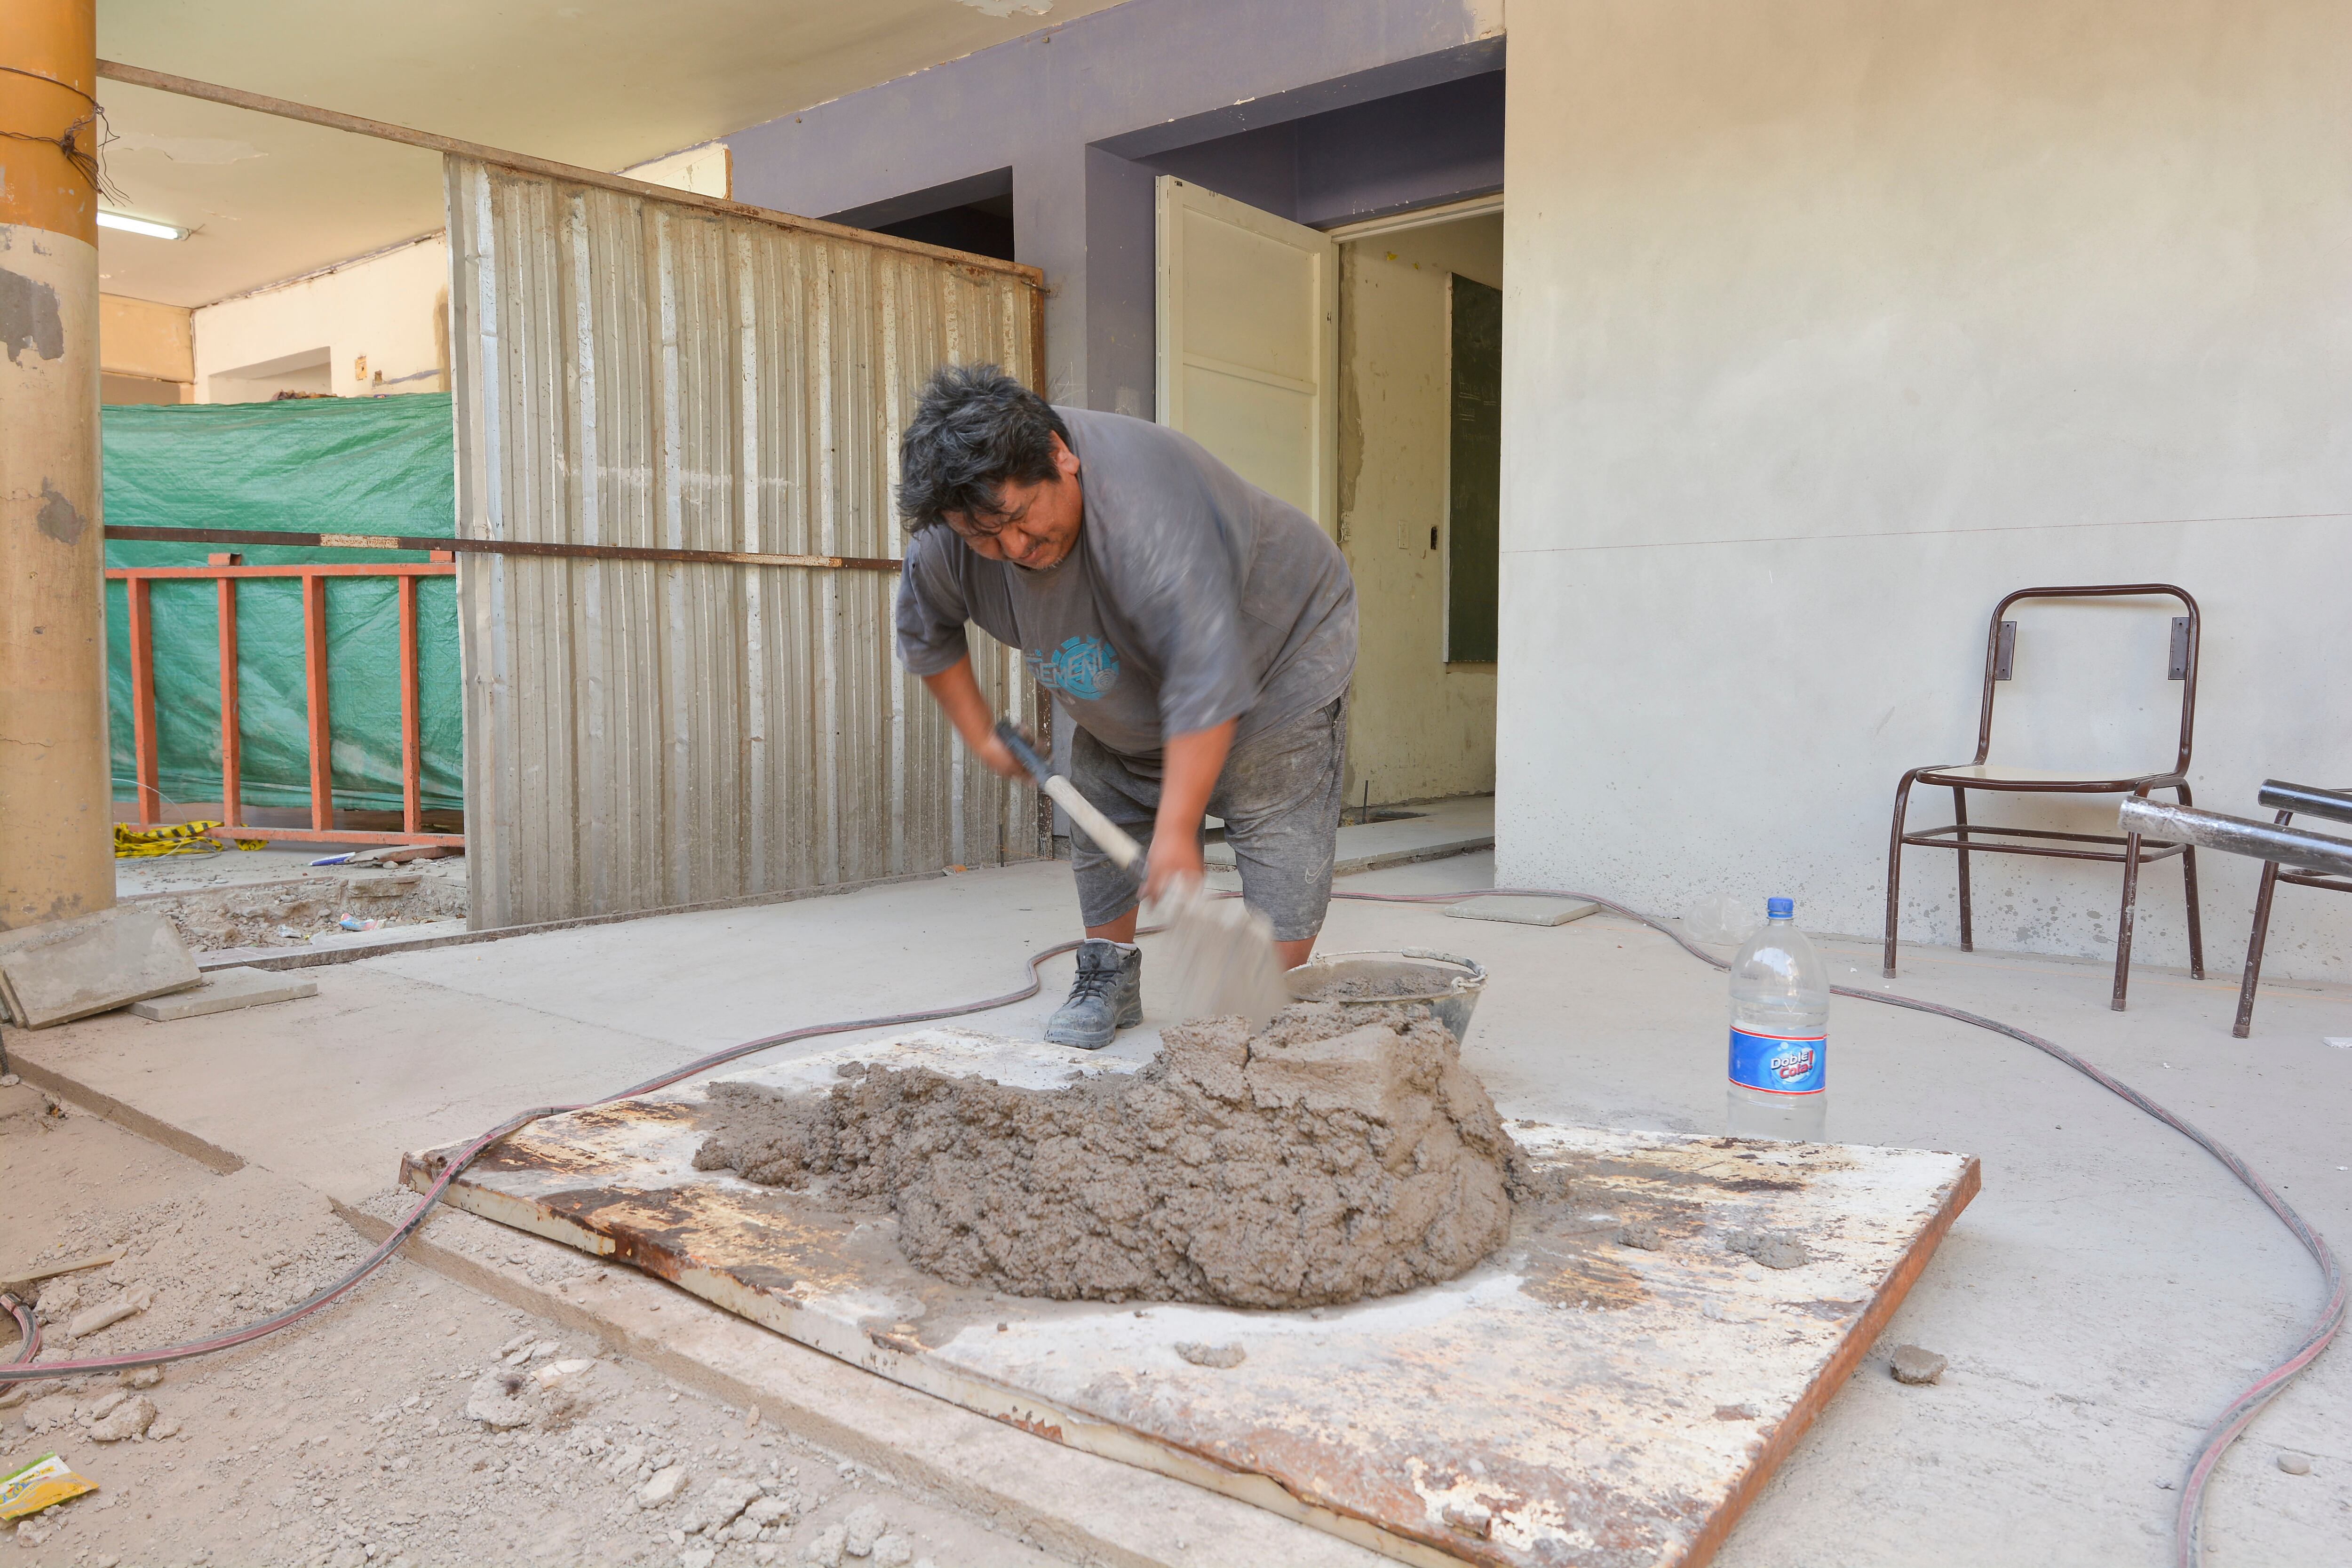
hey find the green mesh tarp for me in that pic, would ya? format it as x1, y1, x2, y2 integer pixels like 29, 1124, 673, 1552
102, 394, 463, 817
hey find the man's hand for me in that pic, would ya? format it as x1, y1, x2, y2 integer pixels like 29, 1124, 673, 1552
921, 659, 1026, 780
973, 727, 1024, 781
1143, 830, 1205, 905
1145, 719, 1235, 902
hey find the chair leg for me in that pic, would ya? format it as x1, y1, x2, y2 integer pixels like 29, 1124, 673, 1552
2233, 809, 2292, 1039
2234, 860, 2284, 1039
1884, 772, 1919, 979
2113, 827, 2144, 1012
1952, 787, 1973, 953
2176, 782, 2205, 980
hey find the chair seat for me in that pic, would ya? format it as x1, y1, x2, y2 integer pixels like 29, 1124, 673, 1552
1915, 763, 2174, 788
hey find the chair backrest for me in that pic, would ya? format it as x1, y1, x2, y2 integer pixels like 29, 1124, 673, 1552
1967, 584, 2199, 778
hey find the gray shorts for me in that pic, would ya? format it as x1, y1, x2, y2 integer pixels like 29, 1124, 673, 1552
1068, 697, 1348, 943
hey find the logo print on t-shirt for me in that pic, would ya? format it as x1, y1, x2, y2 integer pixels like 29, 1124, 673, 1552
1027, 636, 1121, 702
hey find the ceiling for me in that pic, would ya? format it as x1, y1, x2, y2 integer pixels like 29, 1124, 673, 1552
94, 0, 1128, 308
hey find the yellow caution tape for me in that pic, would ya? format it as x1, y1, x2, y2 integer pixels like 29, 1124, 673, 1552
113, 821, 225, 859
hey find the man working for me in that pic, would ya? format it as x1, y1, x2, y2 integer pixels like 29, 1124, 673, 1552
894, 364, 1358, 1049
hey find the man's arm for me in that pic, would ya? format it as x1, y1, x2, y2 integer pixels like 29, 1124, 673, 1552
926, 654, 1228, 901
1144, 719, 1234, 902
920, 658, 1024, 780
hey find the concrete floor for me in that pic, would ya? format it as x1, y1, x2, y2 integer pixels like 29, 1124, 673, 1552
14, 851, 2349, 1566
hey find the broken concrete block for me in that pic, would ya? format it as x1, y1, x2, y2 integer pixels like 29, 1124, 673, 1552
128, 965, 317, 1021
65, 1283, 152, 1339
463, 1369, 534, 1429
1444, 894, 1600, 927
0, 907, 199, 1028
843, 1503, 885, 1557
638, 1465, 688, 1508
1889, 1344, 1948, 1385
87, 1393, 155, 1441
679, 1476, 761, 1536
532, 1357, 595, 1389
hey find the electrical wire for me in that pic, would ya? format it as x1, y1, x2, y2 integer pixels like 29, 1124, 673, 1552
3, 889, 2336, 1568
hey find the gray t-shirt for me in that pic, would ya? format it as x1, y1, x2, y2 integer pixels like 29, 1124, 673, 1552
895, 408, 1356, 766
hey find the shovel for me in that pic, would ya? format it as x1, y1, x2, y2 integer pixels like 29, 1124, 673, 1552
994, 722, 1289, 1031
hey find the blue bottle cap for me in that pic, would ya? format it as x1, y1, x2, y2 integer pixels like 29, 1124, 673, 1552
1767, 897, 1794, 918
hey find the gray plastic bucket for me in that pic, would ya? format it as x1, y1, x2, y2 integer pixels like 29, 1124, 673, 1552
1281, 948, 1488, 1045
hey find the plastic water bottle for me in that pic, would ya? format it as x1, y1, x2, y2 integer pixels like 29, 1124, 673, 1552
1725, 897, 1830, 1141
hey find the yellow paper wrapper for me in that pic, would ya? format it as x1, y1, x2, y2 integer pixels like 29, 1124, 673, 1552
0, 1452, 95, 1520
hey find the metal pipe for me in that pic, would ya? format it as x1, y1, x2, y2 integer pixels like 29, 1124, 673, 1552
103, 525, 900, 573
1, 0, 113, 931
2117, 798, 2352, 880
2257, 780, 2352, 828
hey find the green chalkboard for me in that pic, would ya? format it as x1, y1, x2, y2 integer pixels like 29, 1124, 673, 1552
1447, 275, 1502, 663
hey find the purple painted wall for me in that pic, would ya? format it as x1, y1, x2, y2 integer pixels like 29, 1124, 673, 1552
725, 0, 1505, 416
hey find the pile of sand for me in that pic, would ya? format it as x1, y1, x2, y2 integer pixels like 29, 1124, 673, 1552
691, 1003, 1521, 1308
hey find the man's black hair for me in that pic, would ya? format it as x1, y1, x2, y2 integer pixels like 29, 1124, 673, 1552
896, 363, 1072, 533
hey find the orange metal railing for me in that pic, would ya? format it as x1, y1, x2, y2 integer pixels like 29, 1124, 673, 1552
107, 553, 463, 847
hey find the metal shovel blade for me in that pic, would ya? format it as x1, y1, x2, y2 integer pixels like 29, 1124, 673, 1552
1160, 882, 1288, 1032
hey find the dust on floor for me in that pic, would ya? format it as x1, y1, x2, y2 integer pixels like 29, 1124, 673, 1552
0, 1082, 1074, 1568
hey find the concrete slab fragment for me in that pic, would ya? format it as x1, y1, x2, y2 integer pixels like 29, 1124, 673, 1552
128, 965, 318, 1021
1444, 895, 1600, 927
0, 907, 200, 1028
406, 1027, 1979, 1568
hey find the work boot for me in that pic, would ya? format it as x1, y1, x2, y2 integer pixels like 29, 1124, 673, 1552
1044, 939, 1143, 1050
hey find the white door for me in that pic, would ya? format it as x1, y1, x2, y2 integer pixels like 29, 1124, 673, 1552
1154, 176, 1339, 535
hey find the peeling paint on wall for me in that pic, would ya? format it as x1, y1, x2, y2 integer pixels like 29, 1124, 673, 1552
1, 267, 67, 364
35, 480, 87, 546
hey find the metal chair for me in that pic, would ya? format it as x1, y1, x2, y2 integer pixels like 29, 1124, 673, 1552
2234, 780, 2352, 1037
1883, 584, 2204, 1011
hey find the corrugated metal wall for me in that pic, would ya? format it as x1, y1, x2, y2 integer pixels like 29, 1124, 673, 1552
446, 156, 1045, 928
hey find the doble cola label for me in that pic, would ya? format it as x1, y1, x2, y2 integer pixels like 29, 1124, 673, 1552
1728, 1028, 1827, 1095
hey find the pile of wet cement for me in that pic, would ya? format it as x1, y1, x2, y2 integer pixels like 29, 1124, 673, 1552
691, 1003, 1526, 1308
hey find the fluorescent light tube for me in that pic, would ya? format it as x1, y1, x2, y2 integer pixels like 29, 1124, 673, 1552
97, 211, 185, 240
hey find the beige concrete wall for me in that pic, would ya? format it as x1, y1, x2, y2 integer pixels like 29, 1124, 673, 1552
1339, 215, 1502, 804
97, 293, 192, 385
100, 373, 190, 405
1498, 0, 2352, 981
194, 235, 449, 404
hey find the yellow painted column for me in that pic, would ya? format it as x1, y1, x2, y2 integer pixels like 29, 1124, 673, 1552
0, 0, 112, 930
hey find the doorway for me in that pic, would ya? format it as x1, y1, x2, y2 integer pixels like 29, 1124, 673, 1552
1154, 184, 1501, 815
